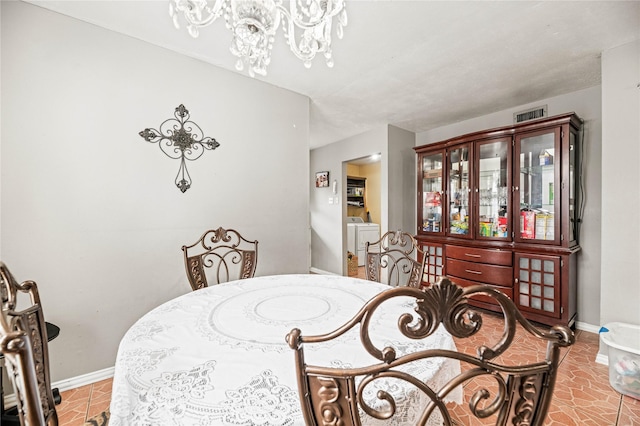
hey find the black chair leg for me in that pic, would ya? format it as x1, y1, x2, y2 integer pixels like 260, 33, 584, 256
1, 406, 21, 426
53, 387, 61, 405
0, 389, 60, 425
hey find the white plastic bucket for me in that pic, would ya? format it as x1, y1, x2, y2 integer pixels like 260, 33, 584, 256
600, 322, 640, 399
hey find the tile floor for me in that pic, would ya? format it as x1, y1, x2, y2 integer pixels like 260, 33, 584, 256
55, 269, 639, 425
446, 312, 640, 425
57, 377, 112, 425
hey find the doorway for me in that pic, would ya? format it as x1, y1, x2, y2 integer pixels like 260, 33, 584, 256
344, 154, 381, 278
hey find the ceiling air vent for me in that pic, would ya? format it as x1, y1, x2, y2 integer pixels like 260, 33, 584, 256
514, 105, 548, 123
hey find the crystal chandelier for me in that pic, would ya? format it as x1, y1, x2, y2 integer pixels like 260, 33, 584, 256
169, 0, 348, 77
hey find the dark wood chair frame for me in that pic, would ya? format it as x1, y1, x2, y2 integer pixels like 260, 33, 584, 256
287, 277, 575, 426
182, 227, 258, 291
0, 262, 58, 426
365, 230, 426, 288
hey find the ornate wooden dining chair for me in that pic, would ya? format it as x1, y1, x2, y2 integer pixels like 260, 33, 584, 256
0, 262, 59, 426
287, 276, 575, 426
182, 227, 259, 290
365, 230, 425, 287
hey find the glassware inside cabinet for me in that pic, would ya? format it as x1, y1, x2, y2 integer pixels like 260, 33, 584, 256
448, 145, 470, 236
518, 131, 557, 241
478, 140, 509, 239
422, 152, 443, 233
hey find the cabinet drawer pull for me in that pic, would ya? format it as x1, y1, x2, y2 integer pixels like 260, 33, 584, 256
465, 269, 482, 275
464, 253, 481, 258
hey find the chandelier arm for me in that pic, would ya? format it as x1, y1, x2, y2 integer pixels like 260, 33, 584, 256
278, 0, 344, 30
277, 0, 346, 65
280, 15, 320, 62
170, 0, 226, 29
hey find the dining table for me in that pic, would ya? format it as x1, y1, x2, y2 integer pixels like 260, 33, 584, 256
109, 274, 462, 426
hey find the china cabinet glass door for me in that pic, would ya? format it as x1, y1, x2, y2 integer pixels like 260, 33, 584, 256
515, 253, 560, 317
514, 128, 560, 243
421, 243, 444, 285
448, 144, 471, 237
476, 138, 510, 239
421, 151, 444, 234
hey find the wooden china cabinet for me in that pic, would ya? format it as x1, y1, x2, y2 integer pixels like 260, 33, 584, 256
414, 113, 583, 327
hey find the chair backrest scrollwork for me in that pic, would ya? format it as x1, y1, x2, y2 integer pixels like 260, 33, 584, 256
181, 227, 258, 290
365, 230, 425, 288
287, 277, 575, 426
0, 262, 58, 426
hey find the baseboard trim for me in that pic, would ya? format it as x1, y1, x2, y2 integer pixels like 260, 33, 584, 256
309, 267, 337, 275
575, 321, 610, 366
53, 366, 115, 392
596, 353, 609, 366
575, 321, 600, 334
4, 366, 115, 408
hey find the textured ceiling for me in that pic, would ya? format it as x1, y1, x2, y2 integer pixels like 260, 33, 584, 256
25, 1, 640, 148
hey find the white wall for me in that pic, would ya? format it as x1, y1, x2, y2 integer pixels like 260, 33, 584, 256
310, 126, 389, 275
600, 40, 640, 327
388, 126, 416, 233
1, 1, 310, 382
416, 86, 602, 327
310, 125, 416, 276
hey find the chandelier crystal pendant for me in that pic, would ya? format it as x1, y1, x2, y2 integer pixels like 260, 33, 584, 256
169, 0, 348, 77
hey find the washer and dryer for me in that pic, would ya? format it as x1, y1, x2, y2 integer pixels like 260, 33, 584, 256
346, 217, 380, 266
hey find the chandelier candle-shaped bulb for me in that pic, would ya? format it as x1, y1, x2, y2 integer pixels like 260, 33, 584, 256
169, 0, 347, 77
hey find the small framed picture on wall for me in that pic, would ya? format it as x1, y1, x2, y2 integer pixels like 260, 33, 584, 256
315, 171, 329, 188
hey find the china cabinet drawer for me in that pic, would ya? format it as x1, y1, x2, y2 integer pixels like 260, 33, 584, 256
446, 258, 512, 287
446, 245, 512, 266
449, 276, 513, 306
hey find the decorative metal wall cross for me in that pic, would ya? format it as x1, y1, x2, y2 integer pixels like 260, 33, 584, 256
139, 104, 220, 193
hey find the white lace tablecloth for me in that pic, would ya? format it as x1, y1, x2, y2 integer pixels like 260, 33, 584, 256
109, 274, 462, 426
